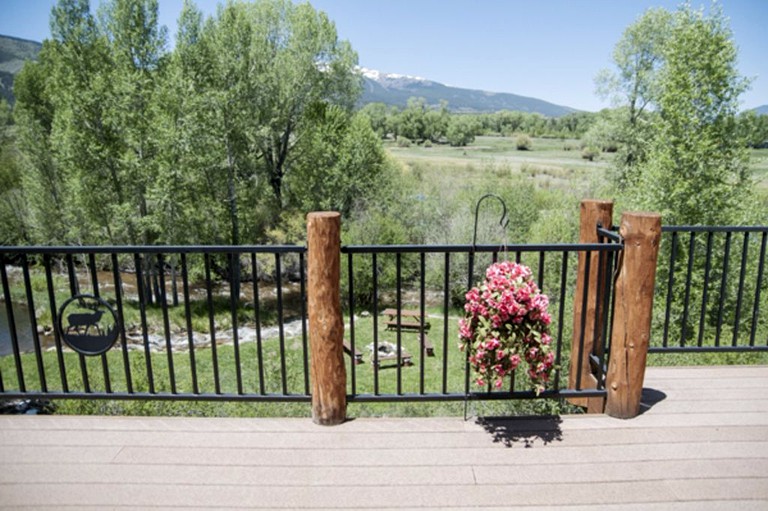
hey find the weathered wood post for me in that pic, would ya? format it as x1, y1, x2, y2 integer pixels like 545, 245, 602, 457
307, 212, 346, 425
568, 199, 613, 413
605, 211, 662, 419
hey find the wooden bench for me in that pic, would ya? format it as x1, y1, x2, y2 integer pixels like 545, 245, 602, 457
343, 340, 363, 365
372, 351, 412, 367
421, 333, 434, 357
385, 320, 430, 331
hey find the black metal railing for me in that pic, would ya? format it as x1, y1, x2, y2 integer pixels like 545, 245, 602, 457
1, 235, 623, 406
0, 245, 310, 402
342, 238, 622, 403
651, 226, 768, 353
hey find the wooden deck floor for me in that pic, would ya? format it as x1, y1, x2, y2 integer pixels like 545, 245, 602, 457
1, 365, 767, 510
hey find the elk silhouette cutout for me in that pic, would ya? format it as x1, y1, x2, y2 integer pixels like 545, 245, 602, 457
66, 309, 105, 336
58, 295, 120, 356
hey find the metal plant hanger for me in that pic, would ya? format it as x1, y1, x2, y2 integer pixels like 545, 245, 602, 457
466, 193, 511, 420
472, 193, 510, 249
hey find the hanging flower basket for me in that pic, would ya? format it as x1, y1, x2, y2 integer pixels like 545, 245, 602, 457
459, 261, 555, 395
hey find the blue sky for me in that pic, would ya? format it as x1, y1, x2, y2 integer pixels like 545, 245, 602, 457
1, 0, 766, 111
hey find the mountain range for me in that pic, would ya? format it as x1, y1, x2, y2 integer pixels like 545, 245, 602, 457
358, 67, 578, 116
1, 34, 766, 118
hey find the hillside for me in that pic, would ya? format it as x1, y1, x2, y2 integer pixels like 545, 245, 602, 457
0, 35, 42, 105
754, 105, 768, 116
360, 68, 577, 117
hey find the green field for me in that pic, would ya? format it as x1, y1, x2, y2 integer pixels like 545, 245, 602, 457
386, 136, 612, 196
387, 135, 768, 192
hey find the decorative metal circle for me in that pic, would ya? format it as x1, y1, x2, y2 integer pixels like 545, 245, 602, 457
57, 295, 119, 356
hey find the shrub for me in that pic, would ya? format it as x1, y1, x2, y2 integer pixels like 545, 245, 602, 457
581, 146, 600, 161
515, 134, 532, 151
397, 137, 412, 148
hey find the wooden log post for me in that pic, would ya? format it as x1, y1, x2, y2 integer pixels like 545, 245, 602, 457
605, 211, 662, 419
568, 199, 613, 412
307, 212, 346, 425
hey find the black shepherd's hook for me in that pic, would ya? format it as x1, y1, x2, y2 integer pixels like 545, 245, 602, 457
472, 194, 510, 247
465, 193, 510, 421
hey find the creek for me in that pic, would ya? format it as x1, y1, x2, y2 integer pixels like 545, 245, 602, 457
0, 302, 47, 357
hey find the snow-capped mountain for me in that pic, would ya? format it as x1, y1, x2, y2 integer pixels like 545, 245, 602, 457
357, 67, 578, 117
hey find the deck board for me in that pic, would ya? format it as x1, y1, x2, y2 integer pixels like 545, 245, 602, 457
0, 365, 766, 509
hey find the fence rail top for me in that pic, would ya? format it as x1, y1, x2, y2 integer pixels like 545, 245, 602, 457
0, 243, 622, 256
661, 225, 768, 233
342, 242, 622, 254
0, 245, 306, 255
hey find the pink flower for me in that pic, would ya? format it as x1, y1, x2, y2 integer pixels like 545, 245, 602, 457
459, 319, 472, 339
461, 261, 554, 393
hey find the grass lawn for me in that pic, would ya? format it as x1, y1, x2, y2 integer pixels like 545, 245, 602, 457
0, 305, 583, 418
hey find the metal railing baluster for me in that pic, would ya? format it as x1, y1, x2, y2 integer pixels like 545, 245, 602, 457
134, 253, 154, 394
180, 253, 197, 394
45, 254, 68, 392
203, 254, 220, 394
750, 233, 766, 347
21, 254, 46, 392
157, 254, 176, 394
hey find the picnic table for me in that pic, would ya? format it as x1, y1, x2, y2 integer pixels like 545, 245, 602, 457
381, 308, 431, 332
380, 308, 435, 357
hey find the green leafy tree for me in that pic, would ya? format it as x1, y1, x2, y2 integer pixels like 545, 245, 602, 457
399, 97, 428, 142
423, 100, 449, 142
581, 110, 621, 153
12, 0, 370, 250
152, 0, 229, 245
595, 8, 672, 187
608, 5, 756, 343
99, 0, 168, 244
247, 0, 360, 207
13, 55, 60, 244
634, 5, 750, 225
288, 108, 389, 216
385, 105, 401, 140
359, 102, 389, 138
0, 99, 29, 244
446, 115, 476, 146
14, 0, 112, 244
737, 110, 768, 149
